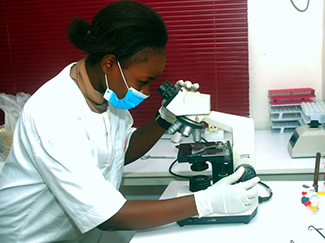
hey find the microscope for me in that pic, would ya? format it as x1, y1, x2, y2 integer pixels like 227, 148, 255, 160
157, 81, 258, 226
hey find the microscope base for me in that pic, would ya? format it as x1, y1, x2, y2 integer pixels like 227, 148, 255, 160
176, 186, 258, 227
177, 207, 258, 227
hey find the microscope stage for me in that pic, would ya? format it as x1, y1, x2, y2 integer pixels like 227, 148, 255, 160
177, 141, 232, 163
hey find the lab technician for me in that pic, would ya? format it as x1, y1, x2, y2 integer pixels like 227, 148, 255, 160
0, 1, 260, 242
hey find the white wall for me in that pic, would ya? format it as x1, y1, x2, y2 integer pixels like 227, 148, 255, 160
248, 0, 324, 130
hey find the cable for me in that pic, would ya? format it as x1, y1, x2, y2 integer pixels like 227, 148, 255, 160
168, 158, 191, 179
290, 0, 309, 12
258, 181, 273, 203
169, 158, 211, 192
200, 136, 208, 143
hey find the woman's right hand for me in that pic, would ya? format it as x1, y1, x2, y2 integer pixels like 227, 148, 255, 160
194, 167, 260, 217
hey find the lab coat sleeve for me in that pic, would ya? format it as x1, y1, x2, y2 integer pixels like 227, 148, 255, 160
122, 110, 137, 153
21, 107, 126, 234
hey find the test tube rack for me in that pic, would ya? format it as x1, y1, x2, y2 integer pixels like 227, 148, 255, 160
301, 100, 325, 123
268, 88, 315, 105
268, 88, 325, 134
269, 104, 303, 134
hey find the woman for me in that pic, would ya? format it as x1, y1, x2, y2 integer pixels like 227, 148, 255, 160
0, 1, 259, 242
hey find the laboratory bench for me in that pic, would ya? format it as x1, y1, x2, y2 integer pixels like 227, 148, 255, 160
99, 180, 325, 243
122, 129, 325, 186
130, 180, 325, 243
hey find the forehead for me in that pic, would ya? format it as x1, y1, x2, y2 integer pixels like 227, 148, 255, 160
124, 46, 163, 62
125, 49, 166, 78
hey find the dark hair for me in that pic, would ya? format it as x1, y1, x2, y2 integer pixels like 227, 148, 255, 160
67, 0, 168, 66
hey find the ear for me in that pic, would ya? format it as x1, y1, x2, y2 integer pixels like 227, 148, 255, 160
101, 54, 117, 74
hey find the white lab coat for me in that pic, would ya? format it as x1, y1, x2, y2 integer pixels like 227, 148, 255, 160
0, 63, 136, 242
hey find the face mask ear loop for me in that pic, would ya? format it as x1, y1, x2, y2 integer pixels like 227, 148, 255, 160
105, 74, 109, 89
117, 61, 130, 90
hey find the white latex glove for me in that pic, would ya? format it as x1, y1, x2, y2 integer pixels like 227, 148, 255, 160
158, 80, 200, 124
175, 80, 200, 92
194, 167, 260, 217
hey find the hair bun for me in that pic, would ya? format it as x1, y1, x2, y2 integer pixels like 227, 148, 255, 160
67, 17, 91, 51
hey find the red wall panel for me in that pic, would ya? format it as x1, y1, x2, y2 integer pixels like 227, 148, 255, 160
0, 0, 249, 127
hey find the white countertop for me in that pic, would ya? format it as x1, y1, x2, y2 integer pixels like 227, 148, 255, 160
123, 130, 325, 181
131, 180, 325, 243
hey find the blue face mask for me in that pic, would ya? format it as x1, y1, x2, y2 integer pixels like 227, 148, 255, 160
103, 61, 149, 110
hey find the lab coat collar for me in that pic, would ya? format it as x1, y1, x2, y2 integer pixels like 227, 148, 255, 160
70, 58, 108, 113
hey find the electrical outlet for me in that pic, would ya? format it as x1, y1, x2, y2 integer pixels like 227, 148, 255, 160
204, 127, 224, 140
208, 124, 219, 133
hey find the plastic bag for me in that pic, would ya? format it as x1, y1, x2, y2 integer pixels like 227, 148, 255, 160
0, 92, 31, 160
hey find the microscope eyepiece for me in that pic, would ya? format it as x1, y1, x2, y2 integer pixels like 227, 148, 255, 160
157, 80, 180, 107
